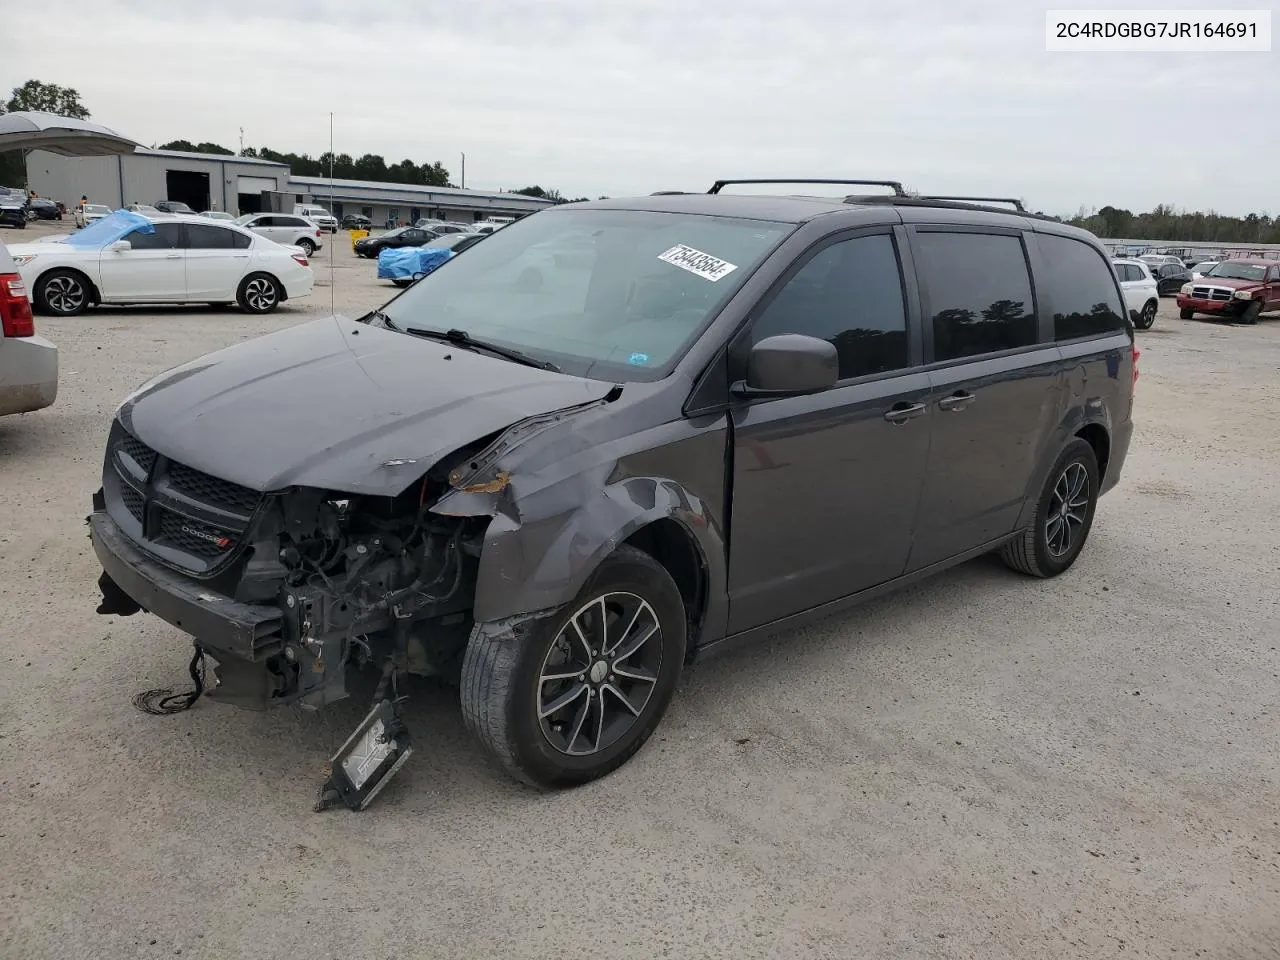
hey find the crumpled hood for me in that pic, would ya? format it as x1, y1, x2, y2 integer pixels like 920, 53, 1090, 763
117, 316, 615, 496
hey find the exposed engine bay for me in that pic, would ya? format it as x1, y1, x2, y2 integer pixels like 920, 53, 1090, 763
218, 475, 488, 714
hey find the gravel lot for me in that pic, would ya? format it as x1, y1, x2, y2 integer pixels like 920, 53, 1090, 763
2, 219, 1278, 960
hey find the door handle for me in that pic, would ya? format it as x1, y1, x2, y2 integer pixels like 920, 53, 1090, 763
938, 391, 976, 412
883, 402, 927, 424
164, 254, 182, 260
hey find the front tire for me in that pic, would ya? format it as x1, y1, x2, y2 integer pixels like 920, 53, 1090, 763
1240, 301, 1262, 325
461, 544, 687, 788
1180, 308, 1195, 320
1000, 438, 1100, 578
35, 269, 91, 316
236, 273, 281, 314
1137, 300, 1157, 329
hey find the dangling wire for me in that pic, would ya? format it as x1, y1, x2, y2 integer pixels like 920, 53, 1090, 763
133, 645, 206, 715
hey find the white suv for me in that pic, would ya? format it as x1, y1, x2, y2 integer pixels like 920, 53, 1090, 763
1112, 258, 1159, 329
235, 213, 325, 256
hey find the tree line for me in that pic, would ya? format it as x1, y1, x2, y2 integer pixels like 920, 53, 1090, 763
1063, 204, 1280, 244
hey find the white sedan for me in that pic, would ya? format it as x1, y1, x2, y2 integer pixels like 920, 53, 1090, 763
7, 212, 314, 316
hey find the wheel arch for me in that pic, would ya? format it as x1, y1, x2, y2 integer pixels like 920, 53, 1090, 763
1014, 412, 1113, 530
466, 477, 726, 650
34, 264, 100, 306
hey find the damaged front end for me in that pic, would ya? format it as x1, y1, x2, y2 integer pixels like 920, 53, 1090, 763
90, 426, 502, 808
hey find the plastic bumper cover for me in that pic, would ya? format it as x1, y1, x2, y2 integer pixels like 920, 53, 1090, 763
88, 507, 283, 662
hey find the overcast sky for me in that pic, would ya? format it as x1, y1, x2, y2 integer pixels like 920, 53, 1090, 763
8, 0, 1278, 215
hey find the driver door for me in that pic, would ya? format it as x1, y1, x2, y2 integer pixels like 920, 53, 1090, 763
726, 229, 930, 634
97, 222, 186, 301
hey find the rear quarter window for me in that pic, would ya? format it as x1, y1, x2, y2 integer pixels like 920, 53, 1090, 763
1037, 234, 1127, 341
913, 231, 1037, 362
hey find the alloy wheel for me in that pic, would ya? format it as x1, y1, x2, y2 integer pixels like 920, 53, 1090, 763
45, 275, 86, 314
1045, 462, 1090, 559
244, 277, 277, 311
537, 592, 663, 757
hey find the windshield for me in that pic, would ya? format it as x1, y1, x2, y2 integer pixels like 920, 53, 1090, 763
1207, 262, 1266, 282
379, 207, 792, 382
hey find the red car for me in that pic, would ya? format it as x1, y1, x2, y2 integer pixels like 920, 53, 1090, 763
1176, 258, 1280, 324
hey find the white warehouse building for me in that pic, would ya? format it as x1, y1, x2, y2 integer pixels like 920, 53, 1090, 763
26, 147, 290, 214
289, 176, 555, 226
26, 149, 558, 223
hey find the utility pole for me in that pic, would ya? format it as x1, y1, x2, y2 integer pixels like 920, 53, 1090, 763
460, 152, 466, 189
239, 127, 244, 156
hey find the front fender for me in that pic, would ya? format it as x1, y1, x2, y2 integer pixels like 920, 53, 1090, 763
468, 474, 727, 628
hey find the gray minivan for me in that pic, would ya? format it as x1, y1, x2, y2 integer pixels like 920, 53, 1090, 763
88, 180, 1135, 807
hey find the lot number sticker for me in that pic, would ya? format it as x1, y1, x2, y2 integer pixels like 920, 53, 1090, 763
657, 244, 738, 282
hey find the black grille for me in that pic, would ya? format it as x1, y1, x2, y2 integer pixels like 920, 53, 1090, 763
103, 420, 265, 576
167, 461, 260, 513
158, 513, 235, 559
119, 483, 145, 523
118, 433, 157, 474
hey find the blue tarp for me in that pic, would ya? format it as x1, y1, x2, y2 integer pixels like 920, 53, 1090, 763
63, 209, 154, 248
377, 245, 456, 281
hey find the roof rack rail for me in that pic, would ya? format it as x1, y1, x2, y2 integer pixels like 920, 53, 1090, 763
650, 190, 691, 195
708, 178, 906, 197
918, 195, 1026, 212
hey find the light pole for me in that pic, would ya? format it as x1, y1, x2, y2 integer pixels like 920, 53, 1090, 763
460, 152, 466, 189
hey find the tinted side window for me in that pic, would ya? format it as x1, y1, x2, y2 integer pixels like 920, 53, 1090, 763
751, 234, 909, 381
281, 217, 307, 227
185, 224, 238, 249
914, 232, 1036, 361
1037, 234, 1127, 341
126, 223, 183, 250
253, 216, 275, 228
1114, 263, 1134, 282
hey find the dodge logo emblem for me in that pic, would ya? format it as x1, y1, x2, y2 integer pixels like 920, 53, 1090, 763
181, 525, 231, 549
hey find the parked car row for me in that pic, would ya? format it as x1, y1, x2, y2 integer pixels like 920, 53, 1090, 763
354, 219, 503, 257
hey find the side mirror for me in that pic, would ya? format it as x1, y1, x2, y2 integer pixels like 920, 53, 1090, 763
732, 334, 838, 398
108, 239, 131, 252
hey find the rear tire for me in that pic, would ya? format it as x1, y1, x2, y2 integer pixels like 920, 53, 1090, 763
236, 273, 281, 314
1137, 300, 1157, 329
1179, 308, 1195, 320
297, 238, 316, 257
1000, 438, 1100, 578
460, 544, 687, 789
1240, 301, 1262, 325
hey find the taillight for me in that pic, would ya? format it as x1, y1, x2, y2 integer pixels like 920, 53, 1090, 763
1132, 345, 1140, 383
292, 253, 309, 267
315, 229, 322, 238
0, 273, 35, 338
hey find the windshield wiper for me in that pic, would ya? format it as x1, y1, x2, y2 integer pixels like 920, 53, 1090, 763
403, 327, 560, 372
